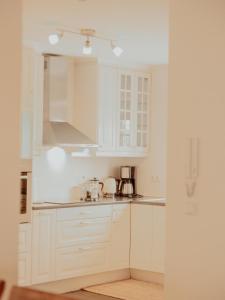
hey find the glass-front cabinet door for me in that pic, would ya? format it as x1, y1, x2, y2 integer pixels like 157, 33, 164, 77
118, 72, 134, 149
135, 74, 150, 150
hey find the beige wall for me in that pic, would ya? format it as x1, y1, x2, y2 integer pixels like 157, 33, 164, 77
137, 65, 168, 197
0, 0, 21, 298
166, 1, 225, 299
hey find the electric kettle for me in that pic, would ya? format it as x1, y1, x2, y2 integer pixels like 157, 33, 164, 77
103, 177, 117, 198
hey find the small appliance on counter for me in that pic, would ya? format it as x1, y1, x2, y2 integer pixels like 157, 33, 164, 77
82, 177, 104, 201
117, 166, 142, 198
103, 177, 117, 198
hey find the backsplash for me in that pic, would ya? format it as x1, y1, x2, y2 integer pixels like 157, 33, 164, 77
32, 152, 143, 202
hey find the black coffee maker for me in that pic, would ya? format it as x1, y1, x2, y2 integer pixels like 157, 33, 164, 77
117, 166, 136, 197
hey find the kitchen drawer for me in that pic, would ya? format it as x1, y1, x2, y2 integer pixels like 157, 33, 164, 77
55, 243, 109, 280
56, 205, 112, 221
56, 217, 111, 248
18, 223, 31, 253
18, 252, 31, 286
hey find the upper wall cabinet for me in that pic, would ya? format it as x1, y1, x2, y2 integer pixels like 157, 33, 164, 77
32, 54, 151, 157
72, 60, 151, 157
21, 47, 34, 159
115, 71, 151, 156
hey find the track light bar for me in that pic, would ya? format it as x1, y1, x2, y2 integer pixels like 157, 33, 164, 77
48, 28, 124, 57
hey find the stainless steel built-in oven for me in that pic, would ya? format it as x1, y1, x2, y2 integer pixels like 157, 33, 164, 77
20, 160, 32, 223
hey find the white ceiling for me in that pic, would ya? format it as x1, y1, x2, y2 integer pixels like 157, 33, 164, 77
22, 0, 168, 65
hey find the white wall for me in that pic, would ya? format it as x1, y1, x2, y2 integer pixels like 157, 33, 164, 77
137, 65, 168, 197
0, 0, 21, 298
166, 1, 225, 299
33, 154, 143, 202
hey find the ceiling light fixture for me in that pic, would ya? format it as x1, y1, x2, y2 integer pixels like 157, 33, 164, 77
83, 36, 92, 55
48, 32, 63, 45
48, 28, 124, 58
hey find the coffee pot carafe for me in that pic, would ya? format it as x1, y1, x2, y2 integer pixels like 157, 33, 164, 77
85, 177, 104, 201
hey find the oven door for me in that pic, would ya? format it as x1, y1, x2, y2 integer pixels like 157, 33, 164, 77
20, 172, 32, 223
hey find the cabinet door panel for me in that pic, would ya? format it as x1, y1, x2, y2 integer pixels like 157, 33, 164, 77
130, 205, 153, 270
55, 243, 109, 280
130, 204, 166, 274
118, 72, 134, 150
18, 223, 31, 253
98, 65, 117, 151
56, 217, 111, 248
18, 253, 31, 286
109, 204, 130, 270
32, 210, 56, 284
134, 74, 151, 150
150, 206, 166, 273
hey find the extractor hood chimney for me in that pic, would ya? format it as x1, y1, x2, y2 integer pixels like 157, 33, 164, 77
43, 54, 98, 149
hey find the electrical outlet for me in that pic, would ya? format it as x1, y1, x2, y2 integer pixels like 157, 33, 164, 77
184, 201, 198, 216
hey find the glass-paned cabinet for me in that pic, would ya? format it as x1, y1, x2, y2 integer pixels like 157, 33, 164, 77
117, 71, 150, 154
136, 75, 150, 148
118, 73, 133, 148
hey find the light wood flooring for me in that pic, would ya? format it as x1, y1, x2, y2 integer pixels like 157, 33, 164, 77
67, 279, 164, 300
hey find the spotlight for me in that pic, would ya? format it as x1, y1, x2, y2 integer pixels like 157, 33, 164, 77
111, 41, 124, 57
83, 37, 92, 55
48, 32, 63, 45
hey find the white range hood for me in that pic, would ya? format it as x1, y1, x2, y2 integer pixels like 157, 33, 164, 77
43, 54, 98, 149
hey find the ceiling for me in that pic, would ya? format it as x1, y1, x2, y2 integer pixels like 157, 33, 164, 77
22, 0, 168, 65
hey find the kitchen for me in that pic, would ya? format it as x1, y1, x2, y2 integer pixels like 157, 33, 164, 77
18, 0, 167, 299
2, 1, 225, 300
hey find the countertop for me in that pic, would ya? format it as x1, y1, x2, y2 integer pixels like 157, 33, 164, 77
32, 196, 166, 210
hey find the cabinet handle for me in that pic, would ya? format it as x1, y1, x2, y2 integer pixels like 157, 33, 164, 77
80, 211, 92, 215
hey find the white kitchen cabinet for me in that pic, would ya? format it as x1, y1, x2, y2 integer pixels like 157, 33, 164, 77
71, 60, 150, 157
21, 47, 34, 159
55, 205, 112, 280
130, 204, 166, 273
116, 71, 150, 156
109, 204, 130, 270
18, 223, 32, 286
55, 242, 109, 280
31, 210, 56, 284
117, 72, 134, 151
56, 217, 111, 248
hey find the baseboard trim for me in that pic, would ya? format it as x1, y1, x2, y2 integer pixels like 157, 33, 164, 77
31, 269, 131, 294
130, 268, 164, 285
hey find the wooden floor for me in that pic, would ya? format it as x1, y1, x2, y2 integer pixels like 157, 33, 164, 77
66, 290, 119, 300
84, 279, 164, 300
66, 279, 164, 300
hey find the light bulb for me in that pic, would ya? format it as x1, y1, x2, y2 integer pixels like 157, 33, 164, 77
111, 41, 123, 57
48, 32, 62, 45
112, 45, 124, 57
83, 38, 92, 55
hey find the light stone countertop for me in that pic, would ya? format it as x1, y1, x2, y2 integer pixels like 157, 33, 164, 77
32, 197, 166, 210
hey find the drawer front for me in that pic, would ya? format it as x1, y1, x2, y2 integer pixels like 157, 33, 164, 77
18, 252, 31, 286
57, 205, 112, 221
56, 217, 111, 248
55, 243, 109, 280
18, 223, 31, 253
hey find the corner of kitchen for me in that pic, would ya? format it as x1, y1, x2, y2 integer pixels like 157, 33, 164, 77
18, 2, 168, 299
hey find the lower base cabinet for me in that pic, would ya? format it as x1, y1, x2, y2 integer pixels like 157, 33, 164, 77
18, 223, 32, 286
109, 204, 130, 270
130, 204, 166, 273
18, 203, 165, 286
31, 210, 56, 285
55, 242, 109, 280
